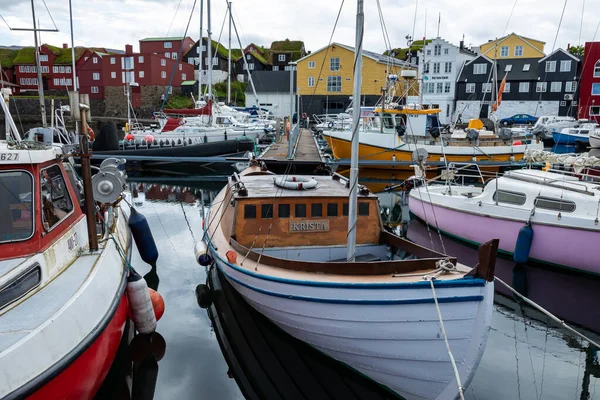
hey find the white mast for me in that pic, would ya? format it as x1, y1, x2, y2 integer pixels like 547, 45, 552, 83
31, 0, 47, 128
347, 0, 364, 262
227, 1, 232, 105
198, 0, 204, 101
206, 0, 213, 101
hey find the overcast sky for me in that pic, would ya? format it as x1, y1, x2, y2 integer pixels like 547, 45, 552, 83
0, 0, 597, 55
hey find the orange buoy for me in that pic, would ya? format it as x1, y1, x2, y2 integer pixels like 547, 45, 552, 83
125, 133, 135, 141
87, 126, 95, 140
144, 134, 154, 143
513, 140, 523, 146
226, 250, 237, 264
148, 288, 165, 321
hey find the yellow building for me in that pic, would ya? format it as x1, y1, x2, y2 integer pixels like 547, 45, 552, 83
296, 42, 418, 115
479, 33, 545, 59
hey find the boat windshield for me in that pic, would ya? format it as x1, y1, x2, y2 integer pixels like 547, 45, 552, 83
0, 171, 34, 243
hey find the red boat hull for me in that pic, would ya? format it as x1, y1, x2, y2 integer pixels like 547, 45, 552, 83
26, 295, 128, 400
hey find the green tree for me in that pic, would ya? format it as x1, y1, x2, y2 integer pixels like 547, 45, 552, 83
569, 45, 584, 57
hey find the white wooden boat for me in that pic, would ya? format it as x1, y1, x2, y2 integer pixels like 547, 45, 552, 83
200, 165, 497, 400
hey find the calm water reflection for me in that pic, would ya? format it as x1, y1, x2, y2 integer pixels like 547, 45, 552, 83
102, 178, 599, 400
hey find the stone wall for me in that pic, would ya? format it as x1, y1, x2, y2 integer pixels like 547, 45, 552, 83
104, 85, 182, 119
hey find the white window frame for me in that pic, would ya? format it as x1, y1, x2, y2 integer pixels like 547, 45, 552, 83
139, 71, 144, 78
444, 82, 451, 93
172, 52, 177, 59
308, 61, 315, 69
560, 60, 571, 72
503, 82, 510, 92
523, 64, 531, 71
434, 44, 441, 56
565, 81, 577, 92
444, 48, 449, 55
278, 54, 286, 62
308, 76, 315, 87
110, 57, 116, 64
161, 71, 166, 78
330, 57, 340, 71
433, 62, 440, 74
500, 46, 509, 57
138, 56, 144, 63
161, 59, 167, 66
272, 66, 279, 71
466, 83, 476, 93
436, 82, 443, 93
326, 76, 342, 92
594, 60, 600, 77
92, 72, 100, 81
39, 54, 48, 62
519, 82, 530, 92
550, 81, 562, 92
111, 71, 116, 79
536, 82, 547, 92
590, 106, 600, 116
164, 42, 173, 48
482, 83, 492, 93
182, 73, 186, 80
514, 46, 524, 56
505, 65, 512, 72
545, 61, 556, 73
444, 62, 451, 73
93, 57, 98, 64
473, 63, 487, 74
91, 86, 99, 94
248, 63, 255, 70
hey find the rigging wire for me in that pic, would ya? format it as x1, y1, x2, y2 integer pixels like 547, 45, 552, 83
578, 0, 585, 45
502, 0, 519, 37
166, 0, 185, 36
40, 0, 58, 31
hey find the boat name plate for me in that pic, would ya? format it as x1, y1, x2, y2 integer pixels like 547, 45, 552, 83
289, 220, 330, 233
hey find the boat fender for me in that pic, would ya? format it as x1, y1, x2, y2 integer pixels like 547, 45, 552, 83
148, 288, 165, 320
128, 208, 159, 266
195, 284, 213, 309
328, 121, 334, 129
194, 240, 213, 266
226, 250, 237, 264
513, 222, 533, 264
513, 140, 523, 146
127, 269, 157, 335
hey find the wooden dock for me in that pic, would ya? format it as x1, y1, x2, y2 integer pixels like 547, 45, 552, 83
259, 128, 328, 174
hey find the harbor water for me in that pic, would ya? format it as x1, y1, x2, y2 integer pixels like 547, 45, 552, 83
107, 178, 600, 400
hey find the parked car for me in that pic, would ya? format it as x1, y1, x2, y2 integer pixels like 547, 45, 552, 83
500, 114, 538, 126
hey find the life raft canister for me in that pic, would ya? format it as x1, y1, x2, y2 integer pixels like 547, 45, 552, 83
273, 176, 318, 190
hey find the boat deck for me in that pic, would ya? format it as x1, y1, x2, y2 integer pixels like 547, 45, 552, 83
206, 267, 397, 400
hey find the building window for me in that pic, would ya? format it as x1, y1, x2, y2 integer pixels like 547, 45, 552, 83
503, 82, 510, 92
66, 66, 71, 73
91, 86, 99, 93
519, 82, 530, 92
53, 78, 59, 85
590, 106, 600, 116
40, 165, 73, 230
244, 204, 256, 219
202, 45, 206, 51
493, 190, 526, 205
330, 57, 340, 71
466, 83, 475, 93
358, 203, 369, 216
444, 48, 449, 55
165, 52, 170, 58
473, 63, 487, 74
536, 82, 547, 92
327, 203, 338, 217
482, 83, 492, 92
181, 73, 186, 80
423, 82, 434, 94
138, 56, 144, 63
444, 82, 451, 93
436, 82, 443, 93
594, 60, 600, 77
434, 44, 441, 56
139, 71, 145, 78
212, 57, 218, 66
261, 204, 273, 219
248, 63, 255, 70
326, 76, 341, 92
272, 66, 279, 71
444, 62, 452, 73
560, 60, 571, 72
514, 46, 524, 56
545, 61, 556, 72
500, 46, 509, 57
39, 54, 48, 62
295, 204, 307, 218
432, 62, 440, 74
161, 71, 166, 78
278, 54, 286, 62
505, 65, 512, 72
164, 42, 172, 48
161, 59, 166, 66
523, 64, 530, 71
278, 204, 290, 218
550, 81, 562, 92
426, 49, 431, 56
246, 54, 251, 60
172, 52, 177, 59
308, 61, 315, 69
40, 66, 49, 73
111, 71, 116, 79
592, 83, 600, 95
308, 76, 315, 87
93, 57, 98, 64
565, 81, 577, 92
424, 62, 429, 73
110, 57, 115, 64
179, 64, 182, 71
52, 66, 58, 73
92, 72, 100, 80
311, 203, 322, 217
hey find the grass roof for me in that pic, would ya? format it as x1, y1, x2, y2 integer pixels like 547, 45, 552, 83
140, 36, 186, 42
270, 39, 304, 52
249, 50, 269, 65
384, 39, 433, 60
0, 48, 18, 68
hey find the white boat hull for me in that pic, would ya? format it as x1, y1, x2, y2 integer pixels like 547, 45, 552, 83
590, 133, 600, 148
212, 251, 494, 400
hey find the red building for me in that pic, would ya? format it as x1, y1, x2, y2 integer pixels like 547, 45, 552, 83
578, 41, 600, 123
139, 37, 195, 59
77, 43, 195, 103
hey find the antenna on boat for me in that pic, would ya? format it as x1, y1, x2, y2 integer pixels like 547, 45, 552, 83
346, 0, 364, 262
198, 0, 204, 102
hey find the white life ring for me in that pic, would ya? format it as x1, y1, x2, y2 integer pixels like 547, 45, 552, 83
273, 176, 318, 190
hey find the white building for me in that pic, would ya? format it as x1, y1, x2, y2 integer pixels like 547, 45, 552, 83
245, 70, 295, 118
417, 38, 477, 124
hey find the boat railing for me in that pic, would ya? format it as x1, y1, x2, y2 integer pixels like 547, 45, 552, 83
505, 170, 597, 196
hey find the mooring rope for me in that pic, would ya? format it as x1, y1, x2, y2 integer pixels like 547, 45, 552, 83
428, 277, 466, 400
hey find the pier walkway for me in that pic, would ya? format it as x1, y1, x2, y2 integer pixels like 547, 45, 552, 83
259, 128, 326, 174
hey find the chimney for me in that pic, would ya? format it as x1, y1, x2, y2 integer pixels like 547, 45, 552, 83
567, 43, 571, 50
460, 40, 464, 50
62, 43, 68, 49
125, 44, 133, 55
